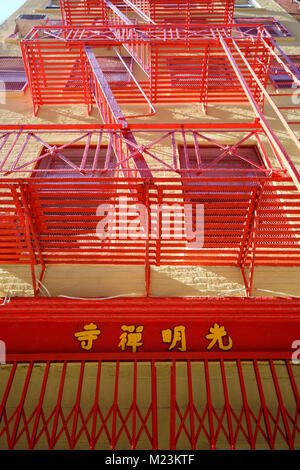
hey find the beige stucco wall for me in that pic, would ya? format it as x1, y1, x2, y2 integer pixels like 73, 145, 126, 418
0, 0, 299, 299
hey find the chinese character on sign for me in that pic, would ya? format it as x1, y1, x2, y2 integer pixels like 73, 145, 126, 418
74, 323, 101, 351
205, 323, 232, 351
161, 325, 187, 351
118, 325, 144, 352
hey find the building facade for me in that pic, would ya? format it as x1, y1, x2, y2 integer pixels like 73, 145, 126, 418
0, 0, 299, 450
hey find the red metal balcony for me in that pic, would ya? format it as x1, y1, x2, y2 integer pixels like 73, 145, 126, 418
0, 124, 299, 296
21, 24, 277, 117
0, 297, 299, 450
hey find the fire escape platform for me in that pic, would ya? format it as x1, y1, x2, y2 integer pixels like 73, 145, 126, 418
21, 24, 275, 116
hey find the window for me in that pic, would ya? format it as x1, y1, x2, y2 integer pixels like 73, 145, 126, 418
234, 17, 292, 37
44, 0, 60, 8
178, 145, 267, 247
270, 55, 300, 89
168, 56, 237, 89
178, 145, 267, 204
178, 145, 266, 181
0, 57, 27, 92
235, 0, 260, 8
35, 145, 117, 233
96, 56, 134, 83
168, 56, 205, 88
65, 56, 133, 90
35, 145, 116, 177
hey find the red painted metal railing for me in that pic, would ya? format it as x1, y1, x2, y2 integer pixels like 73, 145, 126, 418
0, 124, 293, 179
1, 177, 299, 261
1, 174, 300, 295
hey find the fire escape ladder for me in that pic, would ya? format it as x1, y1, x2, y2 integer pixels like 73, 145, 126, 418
9, 183, 45, 297
219, 34, 300, 193
85, 46, 152, 178
85, 44, 125, 126
20, 43, 42, 117
239, 183, 265, 297
106, 1, 151, 76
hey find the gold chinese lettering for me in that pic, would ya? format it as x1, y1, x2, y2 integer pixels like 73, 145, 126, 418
205, 323, 232, 351
74, 323, 101, 351
161, 325, 187, 352
118, 325, 144, 352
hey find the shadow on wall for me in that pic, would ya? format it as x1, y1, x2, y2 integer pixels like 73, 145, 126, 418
0, 264, 299, 298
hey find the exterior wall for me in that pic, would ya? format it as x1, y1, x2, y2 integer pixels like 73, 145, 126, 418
0, 1, 299, 452
0, 0, 299, 299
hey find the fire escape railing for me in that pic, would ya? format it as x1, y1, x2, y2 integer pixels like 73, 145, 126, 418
0, 124, 299, 296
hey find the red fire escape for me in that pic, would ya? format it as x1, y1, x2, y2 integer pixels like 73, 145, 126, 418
0, 0, 300, 450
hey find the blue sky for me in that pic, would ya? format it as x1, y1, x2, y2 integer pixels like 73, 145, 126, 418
0, 1, 26, 24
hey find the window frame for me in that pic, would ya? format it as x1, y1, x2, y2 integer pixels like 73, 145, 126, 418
178, 144, 267, 180
34, 144, 117, 178
0, 56, 28, 93
269, 55, 300, 89
65, 55, 134, 91
167, 55, 239, 90
234, 17, 293, 38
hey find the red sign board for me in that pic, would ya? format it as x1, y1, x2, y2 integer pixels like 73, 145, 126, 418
0, 297, 299, 360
